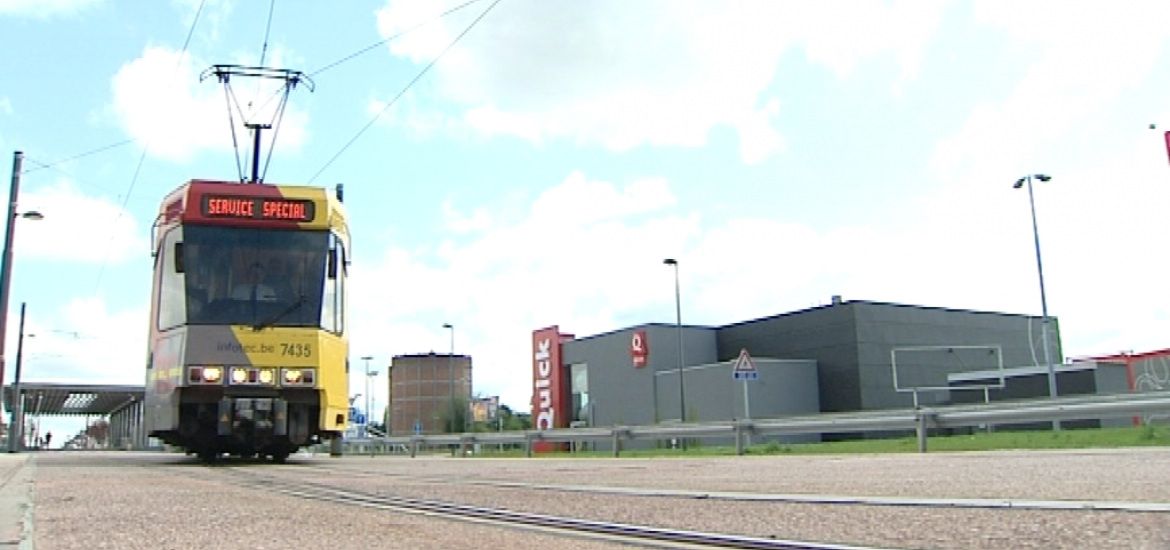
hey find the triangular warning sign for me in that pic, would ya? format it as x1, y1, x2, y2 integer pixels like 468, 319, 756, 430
732, 348, 759, 380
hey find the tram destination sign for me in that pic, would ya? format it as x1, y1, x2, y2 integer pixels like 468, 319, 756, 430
202, 195, 316, 222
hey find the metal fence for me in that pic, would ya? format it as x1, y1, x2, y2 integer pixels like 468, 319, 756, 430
340, 390, 1170, 456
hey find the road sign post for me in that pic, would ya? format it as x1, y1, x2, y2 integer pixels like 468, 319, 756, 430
731, 349, 758, 447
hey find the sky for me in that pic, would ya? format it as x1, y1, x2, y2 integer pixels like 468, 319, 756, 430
2, 0, 1170, 442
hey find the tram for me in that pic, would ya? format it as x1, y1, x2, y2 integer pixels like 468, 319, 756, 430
143, 179, 350, 461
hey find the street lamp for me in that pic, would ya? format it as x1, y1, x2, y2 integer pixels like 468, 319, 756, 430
360, 355, 374, 434
0, 152, 42, 436
663, 259, 685, 442
1013, 174, 1059, 423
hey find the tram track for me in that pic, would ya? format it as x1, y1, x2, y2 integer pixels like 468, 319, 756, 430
264, 459, 1170, 514
40, 452, 1170, 549
213, 466, 883, 550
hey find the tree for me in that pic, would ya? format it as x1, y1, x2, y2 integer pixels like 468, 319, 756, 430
438, 395, 470, 433
498, 404, 531, 431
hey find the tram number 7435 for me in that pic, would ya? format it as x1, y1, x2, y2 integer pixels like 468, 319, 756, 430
280, 343, 313, 357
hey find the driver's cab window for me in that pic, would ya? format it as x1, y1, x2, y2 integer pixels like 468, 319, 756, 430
157, 227, 186, 330
228, 255, 292, 303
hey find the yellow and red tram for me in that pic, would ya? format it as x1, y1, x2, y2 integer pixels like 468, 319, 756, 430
144, 180, 350, 461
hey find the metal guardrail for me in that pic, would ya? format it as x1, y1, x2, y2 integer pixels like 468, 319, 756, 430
350, 391, 1170, 456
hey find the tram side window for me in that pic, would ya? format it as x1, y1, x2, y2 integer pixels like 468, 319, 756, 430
336, 243, 346, 334
157, 229, 187, 330
321, 234, 339, 334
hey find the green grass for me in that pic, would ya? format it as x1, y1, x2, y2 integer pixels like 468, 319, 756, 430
469, 424, 1170, 458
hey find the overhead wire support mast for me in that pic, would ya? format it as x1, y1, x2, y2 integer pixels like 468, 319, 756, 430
200, 65, 315, 184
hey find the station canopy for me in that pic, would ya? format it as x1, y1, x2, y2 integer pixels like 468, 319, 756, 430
2, 383, 144, 416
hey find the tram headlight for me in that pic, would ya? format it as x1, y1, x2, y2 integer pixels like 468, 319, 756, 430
281, 368, 315, 386
188, 366, 224, 385
258, 369, 274, 385
231, 368, 248, 384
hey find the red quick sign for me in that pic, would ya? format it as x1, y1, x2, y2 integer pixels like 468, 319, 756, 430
631, 330, 648, 368
531, 326, 567, 431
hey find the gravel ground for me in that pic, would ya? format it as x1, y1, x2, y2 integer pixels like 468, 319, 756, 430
33, 453, 624, 550
29, 449, 1170, 549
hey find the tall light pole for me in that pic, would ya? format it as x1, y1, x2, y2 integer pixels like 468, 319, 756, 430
360, 355, 374, 435
663, 259, 685, 448
1, 152, 41, 438
6, 302, 26, 453
1013, 174, 1059, 428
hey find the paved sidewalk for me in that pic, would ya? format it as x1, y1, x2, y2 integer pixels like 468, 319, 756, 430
0, 454, 33, 549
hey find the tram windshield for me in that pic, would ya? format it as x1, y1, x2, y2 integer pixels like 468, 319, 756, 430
181, 226, 328, 327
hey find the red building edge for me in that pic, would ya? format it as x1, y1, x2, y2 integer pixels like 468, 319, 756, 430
1082, 348, 1170, 426
531, 326, 573, 452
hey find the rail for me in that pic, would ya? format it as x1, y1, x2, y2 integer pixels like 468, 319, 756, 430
347, 390, 1170, 456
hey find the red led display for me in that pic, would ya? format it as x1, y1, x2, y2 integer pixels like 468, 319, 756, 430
202, 195, 315, 222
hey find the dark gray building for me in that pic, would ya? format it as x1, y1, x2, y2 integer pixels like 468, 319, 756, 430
560, 324, 819, 428
537, 299, 1129, 441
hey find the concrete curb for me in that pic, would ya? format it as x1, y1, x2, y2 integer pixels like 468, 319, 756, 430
0, 455, 34, 549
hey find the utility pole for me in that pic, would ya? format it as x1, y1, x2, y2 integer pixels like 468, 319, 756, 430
7, 303, 26, 453
0, 152, 23, 426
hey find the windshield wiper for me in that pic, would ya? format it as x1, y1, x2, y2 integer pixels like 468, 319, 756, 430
252, 295, 307, 331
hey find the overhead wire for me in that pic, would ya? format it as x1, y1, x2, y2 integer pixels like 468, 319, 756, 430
20, 140, 135, 175
246, 0, 278, 177
308, 0, 503, 184
240, 0, 488, 133
308, 0, 486, 78
20, 0, 483, 183
93, 0, 208, 291
258, 0, 276, 68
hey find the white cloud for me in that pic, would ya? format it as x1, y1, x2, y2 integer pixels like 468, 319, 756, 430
348, 172, 692, 409
0, 0, 101, 18
17, 179, 146, 264
349, 153, 1170, 411
374, 0, 944, 163
924, 0, 1170, 359
16, 296, 146, 385
110, 46, 309, 163
933, 1, 1170, 178
0, 97, 12, 116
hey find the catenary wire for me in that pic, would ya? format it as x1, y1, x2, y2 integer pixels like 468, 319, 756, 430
93, 0, 207, 291
258, 0, 276, 69
20, 140, 135, 175
240, 0, 487, 131
21, 1, 479, 182
308, 0, 486, 78
248, 0, 278, 117
308, 0, 503, 184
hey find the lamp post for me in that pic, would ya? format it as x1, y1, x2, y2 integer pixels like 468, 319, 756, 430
360, 355, 373, 435
6, 302, 26, 453
663, 258, 686, 450
1, 152, 42, 445
1013, 173, 1059, 429
442, 323, 455, 431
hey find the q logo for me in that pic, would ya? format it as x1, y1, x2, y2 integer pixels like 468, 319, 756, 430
630, 330, 649, 368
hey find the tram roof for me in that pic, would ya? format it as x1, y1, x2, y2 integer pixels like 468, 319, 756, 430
3, 383, 144, 416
